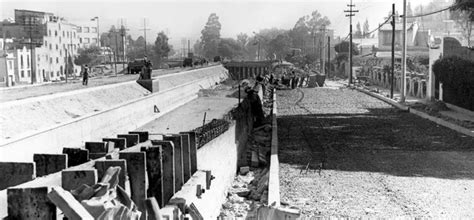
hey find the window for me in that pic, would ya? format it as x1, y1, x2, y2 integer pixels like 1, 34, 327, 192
83, 27, 90, 33
37, 55, 40, 62
73, 32, 76, 38
57, 71, 60, 76
55, 30, 58, 36
92, 38, 98, 43
56, 57, 59, 63
79, 38, 82, 43
59, 37, 61, 43
84, 38, 90, 43
60, 50, 62, 56
51, 71, 54, 77
62, 31, 65, 37
27, 55, 30, 68
91, 27, 97, 33
77, 27, 82, 33
49, 30, 52, 36
50, 57, 52, 64
20, 55, 24, 68
49, 44, 52, 50
56, 44, 59, 50
27, 70, 30, 77
21, 70, 24, 77
44, 40, 47, 46
67, 32, 69, 37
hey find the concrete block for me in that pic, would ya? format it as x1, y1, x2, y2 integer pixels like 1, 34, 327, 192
95, 159, 128, 189
141, 146, 164, 207
119, 152, 147, 220
33, 154, 68, 177
61, 169, 98, 191
164, 135, 184, 192
180, 133, 192, 183
0, 162, 36, 190
63, 148, 90, 167
47, 186, 94, 219
89, 152, 107, 160
240, 166, 249, 175
129, 131, 149, 143
7, 187, 56, 219
103, 138, 127, 150
85, 141, 108, 153
182, 131, 197, 175
151, 140, 175, 205
144, 197, 162, 220
118, 134, 140, 148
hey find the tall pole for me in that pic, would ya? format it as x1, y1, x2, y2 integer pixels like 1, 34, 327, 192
327, 36, 330, 78
97, 17, 100, 47
391, 3, 395, 99
114, 32, 118, 75
320, 25, 326, 75
257, 41, 260, 61
139, 18, 150, 56
345, 0, 358, 85
401, 0, 407, 102
319, 38, 322, 73
188, 39, 191, 55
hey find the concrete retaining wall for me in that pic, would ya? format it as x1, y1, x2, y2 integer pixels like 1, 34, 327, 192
0, 65, 229, 162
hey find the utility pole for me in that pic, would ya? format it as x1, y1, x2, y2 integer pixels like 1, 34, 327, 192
114, 31, 118, 75
391, 3, 395, 99
320, 25, 326, 75
21, 15, 38, 84
401, 0, 407, 102
345, 0, 358, 85
188, 39, 191, 55
327, 36, 331, 78
139, 18, 150, 56
120, 19, 129, 69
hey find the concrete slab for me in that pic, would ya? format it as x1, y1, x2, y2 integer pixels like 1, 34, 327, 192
129, 131, 149, 143
180, 133, 192, 183
140, 146, 164, 207
61, 169, 98, 191
7, 187, 56, 219
0, 162, 35, 190
103, 138, 127, 150
118, 134, 139, 149
164, 135, 184, 192
151, 140, 175, 205
94, 159, 128, 189
119, 152, 147, 220
33, 154, 68, 177
85, 142, 108, 153
62, 148, 89, 167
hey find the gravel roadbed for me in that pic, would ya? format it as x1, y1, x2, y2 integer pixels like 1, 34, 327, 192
277, 83, 474, 218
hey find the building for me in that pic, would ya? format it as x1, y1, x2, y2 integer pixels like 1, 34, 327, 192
377, 21, 430, 55
0, 9, 87, 85
75, 19, 100, 48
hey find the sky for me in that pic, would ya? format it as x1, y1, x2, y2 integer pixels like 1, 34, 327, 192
1, 0, 445, 49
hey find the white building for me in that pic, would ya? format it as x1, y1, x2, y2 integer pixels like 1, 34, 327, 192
75, 19, 100, 48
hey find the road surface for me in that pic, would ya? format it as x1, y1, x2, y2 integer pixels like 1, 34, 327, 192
277, 82, 474, 218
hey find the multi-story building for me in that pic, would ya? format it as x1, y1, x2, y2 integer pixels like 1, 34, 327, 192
75, 19, 100, 48
0, 9, 97, 85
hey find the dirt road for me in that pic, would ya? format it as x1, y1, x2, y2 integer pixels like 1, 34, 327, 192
277, 82, 474, 218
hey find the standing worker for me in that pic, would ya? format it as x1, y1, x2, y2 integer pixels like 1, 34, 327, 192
82, 65, 89, 86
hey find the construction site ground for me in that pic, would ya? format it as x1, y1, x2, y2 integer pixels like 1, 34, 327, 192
277, 81, 474, 218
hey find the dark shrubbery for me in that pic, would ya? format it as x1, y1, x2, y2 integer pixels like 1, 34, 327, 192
432, 56, 474, 110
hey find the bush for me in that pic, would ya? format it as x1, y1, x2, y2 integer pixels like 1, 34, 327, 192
432, 56, 474, 110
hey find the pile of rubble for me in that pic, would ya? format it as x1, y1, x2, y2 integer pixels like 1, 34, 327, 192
48, 167, 142, 219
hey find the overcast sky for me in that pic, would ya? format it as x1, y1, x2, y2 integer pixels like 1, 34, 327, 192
1, 0, 445, 49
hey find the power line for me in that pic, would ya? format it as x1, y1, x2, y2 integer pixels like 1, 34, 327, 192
403, 5, 455, 18
364, 15, 393, 36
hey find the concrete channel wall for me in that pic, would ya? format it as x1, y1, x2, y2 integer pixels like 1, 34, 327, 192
0, 65, 229, 162
0, 90, 254, 219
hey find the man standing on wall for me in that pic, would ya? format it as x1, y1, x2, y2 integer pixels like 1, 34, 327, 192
82, 65, 89, 86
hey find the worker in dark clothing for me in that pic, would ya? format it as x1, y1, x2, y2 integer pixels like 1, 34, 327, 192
245, 87, 265, 127
82, 65, 89, 86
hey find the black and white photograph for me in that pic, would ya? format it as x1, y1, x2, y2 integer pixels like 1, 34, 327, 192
0, 0, 473, 219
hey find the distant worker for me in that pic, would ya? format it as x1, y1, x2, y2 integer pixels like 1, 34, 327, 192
82, 65, 89, 86
140, 56, 153, 80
